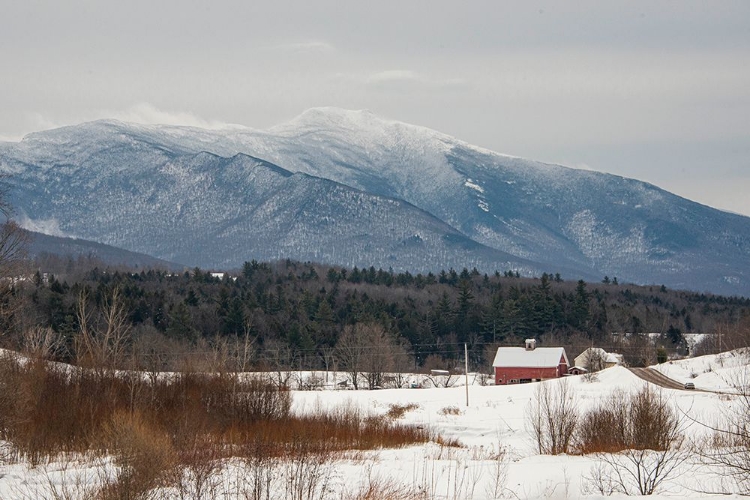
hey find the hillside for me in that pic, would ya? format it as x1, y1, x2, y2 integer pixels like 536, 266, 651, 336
26, 229, 181, 270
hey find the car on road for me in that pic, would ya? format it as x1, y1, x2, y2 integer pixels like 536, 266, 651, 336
684, 382, 695, 390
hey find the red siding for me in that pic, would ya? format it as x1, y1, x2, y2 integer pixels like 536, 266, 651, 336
494, 361, 568, 385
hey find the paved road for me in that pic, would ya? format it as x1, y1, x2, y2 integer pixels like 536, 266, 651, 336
627, 367, 694, 391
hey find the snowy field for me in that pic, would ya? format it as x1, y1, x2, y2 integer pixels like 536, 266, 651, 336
1, 350, 749, 499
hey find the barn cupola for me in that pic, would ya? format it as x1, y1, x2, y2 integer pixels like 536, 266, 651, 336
525, 339, 537, 351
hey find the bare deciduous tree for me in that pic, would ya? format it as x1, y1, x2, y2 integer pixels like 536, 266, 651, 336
0, 218, 30, 342
697, 317, 750, 355
361, 325, 397, 390
388, 340, 412, 388
0, 178, 28, 273
594, 444, 690, 496
621, 333, 657, 367
335, 325, 365, 390
130, 325, 180, 380
335, 323, 404, 390
527, 379, 578, 455
693, 363, 750, 495
75, 287, 132, 370
336, 323, 375, 390
232, 319, 257, 373
0, 221, 28, 274
20, 326, 64, 360
319, 346, 336, 384
581, 347, 607, 382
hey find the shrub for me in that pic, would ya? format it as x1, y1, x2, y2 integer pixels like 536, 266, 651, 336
99, 410, 176, 499
581, 385, 690, 496
576, 389, 629, 454
576, 385, 682, 454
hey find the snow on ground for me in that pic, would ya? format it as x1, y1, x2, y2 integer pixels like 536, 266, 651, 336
653, 348, 750, 392
291, 366, 729, 499
2, 352, 749, 499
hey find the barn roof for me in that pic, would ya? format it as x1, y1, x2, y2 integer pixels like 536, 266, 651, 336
492, 347, 569, 368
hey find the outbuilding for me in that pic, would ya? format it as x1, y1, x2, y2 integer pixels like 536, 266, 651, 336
567, 366, 588, 376
492, 339, 569, 385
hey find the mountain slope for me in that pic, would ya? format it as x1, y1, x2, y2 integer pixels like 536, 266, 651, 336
26, 230, 181, 270
239, 109, 750, 294
1, 147, 541, 274
1, 109, 749, 295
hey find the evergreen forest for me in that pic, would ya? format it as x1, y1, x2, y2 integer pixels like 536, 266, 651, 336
8, 256, 750, 377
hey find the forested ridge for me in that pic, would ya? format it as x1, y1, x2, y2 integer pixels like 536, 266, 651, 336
11, 257, 750, 373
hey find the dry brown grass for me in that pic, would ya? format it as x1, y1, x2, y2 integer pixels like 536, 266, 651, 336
0, 354, 433, 471
434, 435, 463, 449
98, 410, 176, 499
438, 405, 461, 416
343, 474, 428, 500
386, 402, 420, 420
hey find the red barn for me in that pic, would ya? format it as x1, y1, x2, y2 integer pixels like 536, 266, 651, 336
492, 339, 569, 385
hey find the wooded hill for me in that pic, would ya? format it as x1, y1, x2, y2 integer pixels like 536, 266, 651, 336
10, 257, 750, 374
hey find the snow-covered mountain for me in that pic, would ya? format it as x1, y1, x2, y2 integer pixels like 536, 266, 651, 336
2, 108, 749, 295
1, 144, 539, 274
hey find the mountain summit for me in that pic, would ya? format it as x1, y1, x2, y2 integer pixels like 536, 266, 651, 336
2, 108, 749, 295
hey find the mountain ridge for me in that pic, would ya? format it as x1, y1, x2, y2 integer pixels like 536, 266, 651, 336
1, 108, 748, 295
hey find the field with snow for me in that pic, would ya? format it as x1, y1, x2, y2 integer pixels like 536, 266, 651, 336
1, 350, 749, 499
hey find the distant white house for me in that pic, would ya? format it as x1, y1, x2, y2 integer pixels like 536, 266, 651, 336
574, 347, 623, 371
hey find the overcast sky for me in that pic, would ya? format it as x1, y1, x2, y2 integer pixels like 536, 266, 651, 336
2, 1, 749, 215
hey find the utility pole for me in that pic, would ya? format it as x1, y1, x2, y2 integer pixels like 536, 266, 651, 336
465, 343, 469, 407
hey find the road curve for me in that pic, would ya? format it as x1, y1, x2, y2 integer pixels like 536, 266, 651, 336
627, 367, 690, 390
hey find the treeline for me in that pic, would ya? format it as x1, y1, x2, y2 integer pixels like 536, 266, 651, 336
9, 257, 750, 371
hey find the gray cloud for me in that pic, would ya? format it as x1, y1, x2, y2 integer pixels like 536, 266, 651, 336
108, 103, 243, 130
1, 0, 748, 215
268, 41, 336, 53
331, 70, 468, 91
